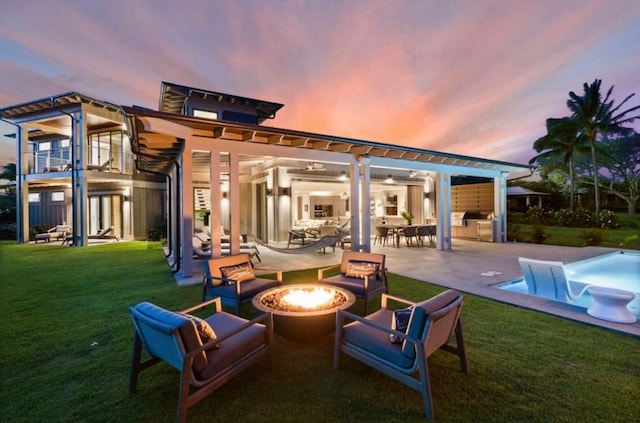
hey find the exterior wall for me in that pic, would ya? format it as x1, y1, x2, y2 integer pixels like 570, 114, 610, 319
132, 183, 166, 240
27, 187, 71, 227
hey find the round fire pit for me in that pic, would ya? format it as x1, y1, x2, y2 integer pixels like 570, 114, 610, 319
252, 284, 356, 342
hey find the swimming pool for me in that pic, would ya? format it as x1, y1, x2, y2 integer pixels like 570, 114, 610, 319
499, 251, 640, 318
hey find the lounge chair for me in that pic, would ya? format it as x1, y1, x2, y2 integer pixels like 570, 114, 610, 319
334, 290, 469, 420
35, 225, 70, 243
129, 297, 274, 423
88, 226, 120, 241
202, 253, 282, 315
518, 257, 590, 302
317, 251, 388, 314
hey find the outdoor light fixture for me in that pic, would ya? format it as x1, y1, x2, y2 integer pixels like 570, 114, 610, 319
339, 171, 347, 181
385, 175, 394, 183
266, 188, 274, 197
409, 170, 417, 178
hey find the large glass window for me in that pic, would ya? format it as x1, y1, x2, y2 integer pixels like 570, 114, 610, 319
88, 130, 123, 172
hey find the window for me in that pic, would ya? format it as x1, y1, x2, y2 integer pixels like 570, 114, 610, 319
39, 142, 51, 151
60, 139, 69, 148
28, 193, 40, 203
51, 191, 64, 202
193, 109, 218, 120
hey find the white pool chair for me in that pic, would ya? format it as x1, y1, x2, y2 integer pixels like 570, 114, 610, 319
518, 257, 590, 302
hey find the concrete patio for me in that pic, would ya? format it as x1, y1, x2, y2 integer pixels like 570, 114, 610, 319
178, 239, 640, 338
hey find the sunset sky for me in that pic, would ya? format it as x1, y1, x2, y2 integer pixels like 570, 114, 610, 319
1, 0, 639, 169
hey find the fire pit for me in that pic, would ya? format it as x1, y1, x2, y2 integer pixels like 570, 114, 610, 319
252, 284, 355, 342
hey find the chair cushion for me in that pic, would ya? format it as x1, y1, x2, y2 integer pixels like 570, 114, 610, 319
345, 260, 379, 279
209, 277, 280, 300
220, 262, 255, 282
390, 307, 413, 343
134, 302, 209, 372
181, 313, 218, 346
343, 309, 414, 369
321, 274, 384, 297
197, 312, 268, 380
401, 290, 462, 359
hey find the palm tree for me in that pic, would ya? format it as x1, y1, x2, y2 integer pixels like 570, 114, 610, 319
530, 118, 586, 211
567, 79, 640, 214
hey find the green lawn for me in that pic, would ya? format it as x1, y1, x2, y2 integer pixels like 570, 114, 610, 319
1, 241, 638, 422
510, 223, 640, 249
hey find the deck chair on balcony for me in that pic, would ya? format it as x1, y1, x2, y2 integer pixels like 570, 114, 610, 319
518, 257, 590, 302
317, 251, 388, 314
129, 298, 274, 423
334, 290, 469, 420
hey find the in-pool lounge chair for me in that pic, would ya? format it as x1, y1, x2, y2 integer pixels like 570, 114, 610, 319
518, 257, 589, 302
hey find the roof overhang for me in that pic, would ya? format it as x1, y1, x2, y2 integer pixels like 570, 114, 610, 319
123, 106, 533, 177
158, 81, 284, 124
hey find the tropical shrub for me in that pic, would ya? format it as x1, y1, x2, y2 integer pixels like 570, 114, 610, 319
0, 223, 16, 240
530, 225, 548, 244
597, 209, 620, 229
578, 229, 603, 246
526, 206, 548, 224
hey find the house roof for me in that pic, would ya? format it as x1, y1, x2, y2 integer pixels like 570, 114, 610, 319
0, 92, 121, 120
123, 106, 534, 176
158, 81, 284, 124
507, 186, 550, 196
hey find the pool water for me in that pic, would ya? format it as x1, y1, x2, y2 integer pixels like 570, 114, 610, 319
499, 251, 640, 319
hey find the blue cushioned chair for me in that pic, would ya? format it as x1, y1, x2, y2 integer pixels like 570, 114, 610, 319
202, 253, 282, 315
333, 290, 468, 420
317, 251, 388, 315
129, 298, 274, 423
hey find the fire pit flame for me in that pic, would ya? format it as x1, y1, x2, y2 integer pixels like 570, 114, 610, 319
281, 287, 336, 310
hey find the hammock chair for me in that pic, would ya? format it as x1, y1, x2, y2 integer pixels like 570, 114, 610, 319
243, 224, 350, 255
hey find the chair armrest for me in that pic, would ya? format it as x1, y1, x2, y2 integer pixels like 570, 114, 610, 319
317, 264, 340, 280
380, 294, 416, 309
336, 309, 418, 346
203, 275, 237, 287
255, 270, 283, 283
181, 297, 222, 314
185, 311, 273, 356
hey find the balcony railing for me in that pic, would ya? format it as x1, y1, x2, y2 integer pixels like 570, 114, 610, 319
28, 152, 135, 175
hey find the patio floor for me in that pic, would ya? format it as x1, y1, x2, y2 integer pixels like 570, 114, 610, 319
177, 238, 640, 338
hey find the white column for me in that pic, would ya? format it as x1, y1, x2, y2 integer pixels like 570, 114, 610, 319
494, 173, 507, 242
181, 150, 194, 277
209, 151, 222, 257
16, 124, 28, 243
228, 152, 241, 254
349, 162, 360, 251
436, 172, 452, 250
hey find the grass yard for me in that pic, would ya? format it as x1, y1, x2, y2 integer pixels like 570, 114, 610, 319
1, 241, 638, 422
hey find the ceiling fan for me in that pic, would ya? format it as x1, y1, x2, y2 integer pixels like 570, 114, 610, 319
305, 162, 325, 171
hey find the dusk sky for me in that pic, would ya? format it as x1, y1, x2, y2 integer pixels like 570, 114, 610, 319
1, 0, 639, 169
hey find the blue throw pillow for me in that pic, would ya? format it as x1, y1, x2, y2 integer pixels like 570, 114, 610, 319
390, 307, 413, 343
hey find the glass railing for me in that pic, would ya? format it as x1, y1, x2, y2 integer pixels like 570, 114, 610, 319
28, 152, 134, 175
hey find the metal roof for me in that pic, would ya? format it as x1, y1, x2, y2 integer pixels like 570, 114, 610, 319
0, 92, 121, 120
123, 106, 533, 176
158, 81, 284, 124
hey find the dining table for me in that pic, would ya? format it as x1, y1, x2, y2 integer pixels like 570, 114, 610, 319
380, 224, 436, 247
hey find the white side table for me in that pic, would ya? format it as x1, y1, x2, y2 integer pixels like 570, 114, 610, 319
587, 286, 636, 324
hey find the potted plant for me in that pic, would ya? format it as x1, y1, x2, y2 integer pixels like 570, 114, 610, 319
401, 210, 414, 225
